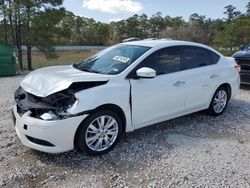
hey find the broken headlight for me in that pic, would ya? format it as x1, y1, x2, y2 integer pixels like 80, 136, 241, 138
15, 87, 78, 120
15, 81, 107, 120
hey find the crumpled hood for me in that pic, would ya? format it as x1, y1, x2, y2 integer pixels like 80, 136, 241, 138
20, 65, 110, 97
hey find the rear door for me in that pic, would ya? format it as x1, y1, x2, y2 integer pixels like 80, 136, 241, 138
181, 46, 221, 111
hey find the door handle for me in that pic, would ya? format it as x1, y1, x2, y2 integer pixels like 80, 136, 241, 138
210, 74, 219, 79
173, 81, 185, 87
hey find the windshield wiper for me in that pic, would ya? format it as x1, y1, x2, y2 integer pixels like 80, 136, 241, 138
72, 63, 79, 68
74, 66, 100, 74
73, 62, 104, 74
73, 63, 91, 72
79, 68, 94, 73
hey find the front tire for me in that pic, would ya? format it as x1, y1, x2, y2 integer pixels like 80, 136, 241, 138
77, 110, 122, 155
207, 87, 229, 116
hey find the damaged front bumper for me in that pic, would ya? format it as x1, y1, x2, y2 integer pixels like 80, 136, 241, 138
13, 104, 88, 153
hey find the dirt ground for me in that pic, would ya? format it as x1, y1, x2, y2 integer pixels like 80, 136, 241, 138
0, 76, 250, 188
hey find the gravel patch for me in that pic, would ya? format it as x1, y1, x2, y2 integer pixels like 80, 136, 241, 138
0, 75, 250, 188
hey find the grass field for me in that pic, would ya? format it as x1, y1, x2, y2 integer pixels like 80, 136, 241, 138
22, 50, 98, 70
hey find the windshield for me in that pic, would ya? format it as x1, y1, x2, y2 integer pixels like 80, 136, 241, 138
73, 45, 150, 75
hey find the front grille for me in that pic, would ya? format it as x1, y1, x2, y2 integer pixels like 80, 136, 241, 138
235, 58, 250, 69
240, 75, 250, 84
26, 135, 55, 147
236, 58, 250, 84
241, 69, 250, 74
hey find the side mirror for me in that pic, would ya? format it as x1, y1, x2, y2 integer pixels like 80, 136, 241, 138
136, 67, 156, 78
239, 45, 245, 51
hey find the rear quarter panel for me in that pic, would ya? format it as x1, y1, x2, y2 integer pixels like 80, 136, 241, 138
213, 57, 240, 99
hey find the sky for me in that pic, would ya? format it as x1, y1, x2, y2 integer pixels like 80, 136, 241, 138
63, 0, 249, 23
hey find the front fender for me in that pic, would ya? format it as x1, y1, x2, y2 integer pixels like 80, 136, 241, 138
68, 79, 133, 132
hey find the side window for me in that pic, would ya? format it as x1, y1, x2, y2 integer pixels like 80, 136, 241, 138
181, 46, 211, 70
139, 46, 181, 75
209, 50, 220, 64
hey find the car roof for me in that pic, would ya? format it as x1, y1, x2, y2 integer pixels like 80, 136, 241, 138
122, 39, 222, 56
123, 39, 209, 48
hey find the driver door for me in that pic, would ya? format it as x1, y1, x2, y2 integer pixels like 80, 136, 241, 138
129, 46, 186, 129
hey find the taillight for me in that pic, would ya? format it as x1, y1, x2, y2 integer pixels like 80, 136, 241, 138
235, 64, 241, 73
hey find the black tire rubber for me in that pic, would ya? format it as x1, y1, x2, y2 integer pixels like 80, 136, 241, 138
207, 86, 229, 116
76, 110, 123, 156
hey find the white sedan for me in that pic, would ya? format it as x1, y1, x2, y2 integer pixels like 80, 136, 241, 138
13, 40, 240, 155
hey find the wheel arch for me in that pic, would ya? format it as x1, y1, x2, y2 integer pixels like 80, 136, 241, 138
73, 103, 127, 148
217, 83, 232, 100
208, 83, 232, 109
207, 83, 232, 116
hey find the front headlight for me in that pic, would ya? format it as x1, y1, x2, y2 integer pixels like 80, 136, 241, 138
40, 111, 58, 120
15, 86, 78, 120
40, 98, 79, 120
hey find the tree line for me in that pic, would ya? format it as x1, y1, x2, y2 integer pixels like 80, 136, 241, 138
0, 1, 250, 70
0, 0, 66, 70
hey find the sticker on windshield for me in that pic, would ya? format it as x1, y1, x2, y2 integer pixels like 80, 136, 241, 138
113, 55, 130, 63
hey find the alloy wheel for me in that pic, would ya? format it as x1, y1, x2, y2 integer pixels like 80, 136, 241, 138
213, 90, 228, 114
85, 115, 119, 152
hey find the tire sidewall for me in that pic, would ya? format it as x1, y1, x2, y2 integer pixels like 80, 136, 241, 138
77, 110, 123, 155
209, 87, 229, 116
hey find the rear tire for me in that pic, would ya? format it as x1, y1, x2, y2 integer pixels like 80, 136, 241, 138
76, 110, 122, 155
207, 87, 229, 116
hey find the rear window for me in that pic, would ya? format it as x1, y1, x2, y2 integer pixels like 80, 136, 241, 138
181, 46, 220, 70
181, 46, 211, 70
209, 51, 220, 64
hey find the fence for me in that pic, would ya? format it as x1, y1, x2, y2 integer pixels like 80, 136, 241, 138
21, 45, 108, 51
